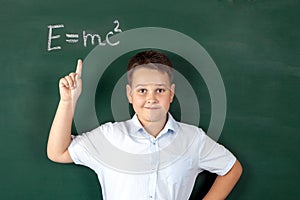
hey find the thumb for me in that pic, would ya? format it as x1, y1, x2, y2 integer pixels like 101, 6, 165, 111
75, 59, 83, 78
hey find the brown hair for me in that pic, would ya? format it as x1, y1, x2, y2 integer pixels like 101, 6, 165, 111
127, 50, 174, 85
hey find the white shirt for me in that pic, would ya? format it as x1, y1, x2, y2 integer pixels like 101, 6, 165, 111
68, 113, 236, 200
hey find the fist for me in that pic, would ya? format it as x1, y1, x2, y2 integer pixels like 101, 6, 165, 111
59, 59, 83, 103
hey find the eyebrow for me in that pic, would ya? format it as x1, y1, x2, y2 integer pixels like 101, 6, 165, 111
134, 83, 168, 89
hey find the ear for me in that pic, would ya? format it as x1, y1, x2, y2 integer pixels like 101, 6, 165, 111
126, 84, 133, 104
169, 83, 175, 103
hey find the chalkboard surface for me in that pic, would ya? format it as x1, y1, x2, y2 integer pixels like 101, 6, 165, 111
1, 0, 299, 199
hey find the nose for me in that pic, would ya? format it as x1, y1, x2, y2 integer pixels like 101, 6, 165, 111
146, 91, 158, 104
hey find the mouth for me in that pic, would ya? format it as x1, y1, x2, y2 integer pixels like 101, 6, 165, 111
144, 107, 160, 110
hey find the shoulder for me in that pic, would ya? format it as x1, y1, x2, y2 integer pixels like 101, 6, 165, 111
73, 118, 134, 139
168, 113, 205, 137
171, 121, 211, 151
98, 119, 135, 140
176, 121, 206, 137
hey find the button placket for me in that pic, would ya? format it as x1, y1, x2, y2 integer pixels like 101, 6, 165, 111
148, 139, 159, 199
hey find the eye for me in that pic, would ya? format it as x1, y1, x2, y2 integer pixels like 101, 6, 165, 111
156, 88, 166, 93
138, 88, 147, 94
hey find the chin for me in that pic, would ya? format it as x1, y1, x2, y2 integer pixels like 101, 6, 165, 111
144, 113, 166, 122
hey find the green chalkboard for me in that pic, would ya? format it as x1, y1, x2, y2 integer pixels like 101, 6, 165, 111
1, 0, 299, 199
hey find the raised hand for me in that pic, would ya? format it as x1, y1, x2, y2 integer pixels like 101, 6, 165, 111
59, 59, 83, 104
47, 59, 83, 163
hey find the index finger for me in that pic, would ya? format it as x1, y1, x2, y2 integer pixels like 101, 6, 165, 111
75, 59, 83, 77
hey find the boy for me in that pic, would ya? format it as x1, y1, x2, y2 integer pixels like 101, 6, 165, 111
47, 50, 242, 200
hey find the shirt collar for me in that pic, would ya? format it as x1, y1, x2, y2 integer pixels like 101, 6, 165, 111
130, 114, 144, 134
161, 113, 178, 134
129, 113, 179, 138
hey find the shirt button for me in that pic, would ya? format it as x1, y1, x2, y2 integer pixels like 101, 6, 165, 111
149, 195, 153, 199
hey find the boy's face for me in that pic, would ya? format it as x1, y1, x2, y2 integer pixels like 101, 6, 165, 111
126, 67, 175, 126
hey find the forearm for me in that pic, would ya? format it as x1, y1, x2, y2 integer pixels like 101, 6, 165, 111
47, 100, 75, 162
203, 160, 243, 200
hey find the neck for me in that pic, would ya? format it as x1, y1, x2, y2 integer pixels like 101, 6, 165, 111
139, 115, 168, 138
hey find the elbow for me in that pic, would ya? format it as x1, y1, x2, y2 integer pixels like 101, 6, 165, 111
46, 146, 72, 163
46, 148, 58, 163
46, 145, 61, 163
47, 151, 65, 163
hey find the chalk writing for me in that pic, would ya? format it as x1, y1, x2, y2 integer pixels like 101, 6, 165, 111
47, 20, 122, 51
66, 34, 79, 43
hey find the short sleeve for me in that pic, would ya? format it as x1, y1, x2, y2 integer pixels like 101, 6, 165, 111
69, 134, 91, 165
68, 126, 104, 171
197, 129, 236, 176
